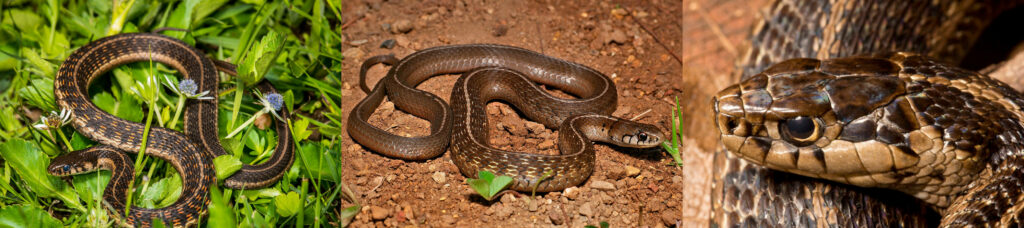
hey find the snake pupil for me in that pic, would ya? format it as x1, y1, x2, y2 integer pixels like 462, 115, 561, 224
784, 116, 816, 140
637, 132, 648, 142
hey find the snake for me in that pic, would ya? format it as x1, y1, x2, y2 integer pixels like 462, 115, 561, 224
347, 44, 665, 191
710, 0, 1024, 226
47, 33, 294, 227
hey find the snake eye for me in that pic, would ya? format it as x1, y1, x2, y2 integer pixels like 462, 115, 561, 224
782, 116, 821, 144
637, 132, 648, 143
62, 165, 71, 172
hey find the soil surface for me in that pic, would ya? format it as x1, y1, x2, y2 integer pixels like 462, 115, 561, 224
341, 0, 682, 227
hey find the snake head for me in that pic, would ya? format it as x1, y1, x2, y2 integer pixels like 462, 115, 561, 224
607, 119, 665, 148
48, 149, 108, 176
712, 54, 1021, 208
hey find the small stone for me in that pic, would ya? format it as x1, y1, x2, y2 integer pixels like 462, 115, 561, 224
349, 39, 368, 46
591, 180, 616, 191
672, 175, 683, 184
493, 25, 508, 37
647, 198, 666, 212
607, 166, 626, 180
661, 210, 679, 226
494, 204, 514, 218
606, 29, 630, 45
501, 116, 527, 136
391, 19, 413, 34
500, 193, 516, 204
369, 206, 390, 220
524, 121, 545, 135
394, 35, 410, 48
611, 8, 628, 18
342, 48, 365, 60
538, 140, 555, 150
380, 39, 396, 49
579, 202, 595, 217
563, 187, 580, 200
528, 199, 539, 212
625, 166, 641, 177
549, 207, 565, 225
432, 171, 447, 183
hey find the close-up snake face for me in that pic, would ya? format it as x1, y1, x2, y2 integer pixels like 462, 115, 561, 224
711, 54, 1024, 207
48, 152, 99, 177
606, 120, 666, 148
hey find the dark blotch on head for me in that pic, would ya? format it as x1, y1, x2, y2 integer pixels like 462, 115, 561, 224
825, 76, 906, 123
840, 117, 877, 142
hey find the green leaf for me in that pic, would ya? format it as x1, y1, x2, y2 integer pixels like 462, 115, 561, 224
490, 175, 513, 197
296, 143, 337, 182
273, 191, 301, 217
18, 78, 56, 112
340, 205, 360, 227
238, 30, 283, 85
0, 139, 83, 210
213, 155, 243, 181
290, 117, 312, 142
20, 48, 54, 76
206, 185, 234, 228
0, 205, 62, 228
71, 171, 111, 205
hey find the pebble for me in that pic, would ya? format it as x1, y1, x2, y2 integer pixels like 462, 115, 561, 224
500, 193, 516, 204
538, 139, 555, 150
647, 198, 666, 212
578, 202, 595, 217
349, 39, 368, 46
610, 8, 628, 18
342, 48, 365, 60
432, 172, 447, 183
391, 19, 413, 34
369, 206, 390, 220
625, 165, 641, 177
591, 180, 616, 191
548, 207, 565, 225
493, 204, 514, 218
380, 39, 396, 49
493, 25, 508, 37
563, 187, 580, 200
672, 175, 683, 184
606, 166, 626, 180
501, 116, 527, 136
524, 121, 545, 135
661, 210, 679, 226
394, 35, 410, 48
606, 29, 630, 45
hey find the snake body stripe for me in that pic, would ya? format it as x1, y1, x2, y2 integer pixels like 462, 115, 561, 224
347, 44, 664, 191
49, 33, 293, 227
713, 0, 1024, 226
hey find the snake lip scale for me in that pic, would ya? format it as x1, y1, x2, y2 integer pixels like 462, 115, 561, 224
348, 44, 666, 192
49, 33, 294, 227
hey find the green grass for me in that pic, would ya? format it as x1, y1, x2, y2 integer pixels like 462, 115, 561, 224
661, 96, 684, 167
0, 0, 347, 226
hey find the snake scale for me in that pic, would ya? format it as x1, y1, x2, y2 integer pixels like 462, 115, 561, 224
48, 33, 293, 227
347, 44, 664, 192
712, 0, 1024, 226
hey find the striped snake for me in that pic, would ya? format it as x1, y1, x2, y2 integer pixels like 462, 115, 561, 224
348, 44, 664, 191
711, 0, 1024, 226
48, 33, 294, 227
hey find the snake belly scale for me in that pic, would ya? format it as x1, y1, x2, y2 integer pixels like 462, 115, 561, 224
49, 33, 293, 227
348, 44, 665, 191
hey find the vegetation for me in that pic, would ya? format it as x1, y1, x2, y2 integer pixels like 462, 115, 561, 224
661, 96, 684, 167
465, 170, 513, 201
0, 0, 349, 226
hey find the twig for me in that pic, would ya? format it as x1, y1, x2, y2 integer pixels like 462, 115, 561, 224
627, 8, 681, 65
630, 108, 652, 121
341, 14, 365, 30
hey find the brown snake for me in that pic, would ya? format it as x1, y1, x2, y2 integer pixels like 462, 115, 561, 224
347, 44, 665, 191
711, 0, 1024, 227
47, 33, 293, 227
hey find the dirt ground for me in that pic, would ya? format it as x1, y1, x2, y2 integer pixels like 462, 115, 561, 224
341, 0, 683, 227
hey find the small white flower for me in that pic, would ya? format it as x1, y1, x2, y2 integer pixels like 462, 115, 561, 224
34, 109, 72, 130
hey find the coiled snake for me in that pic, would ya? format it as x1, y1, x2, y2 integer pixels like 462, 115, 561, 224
711, 0, 1024, 226
48, 33, 293, 227
347, 44, 664, 191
